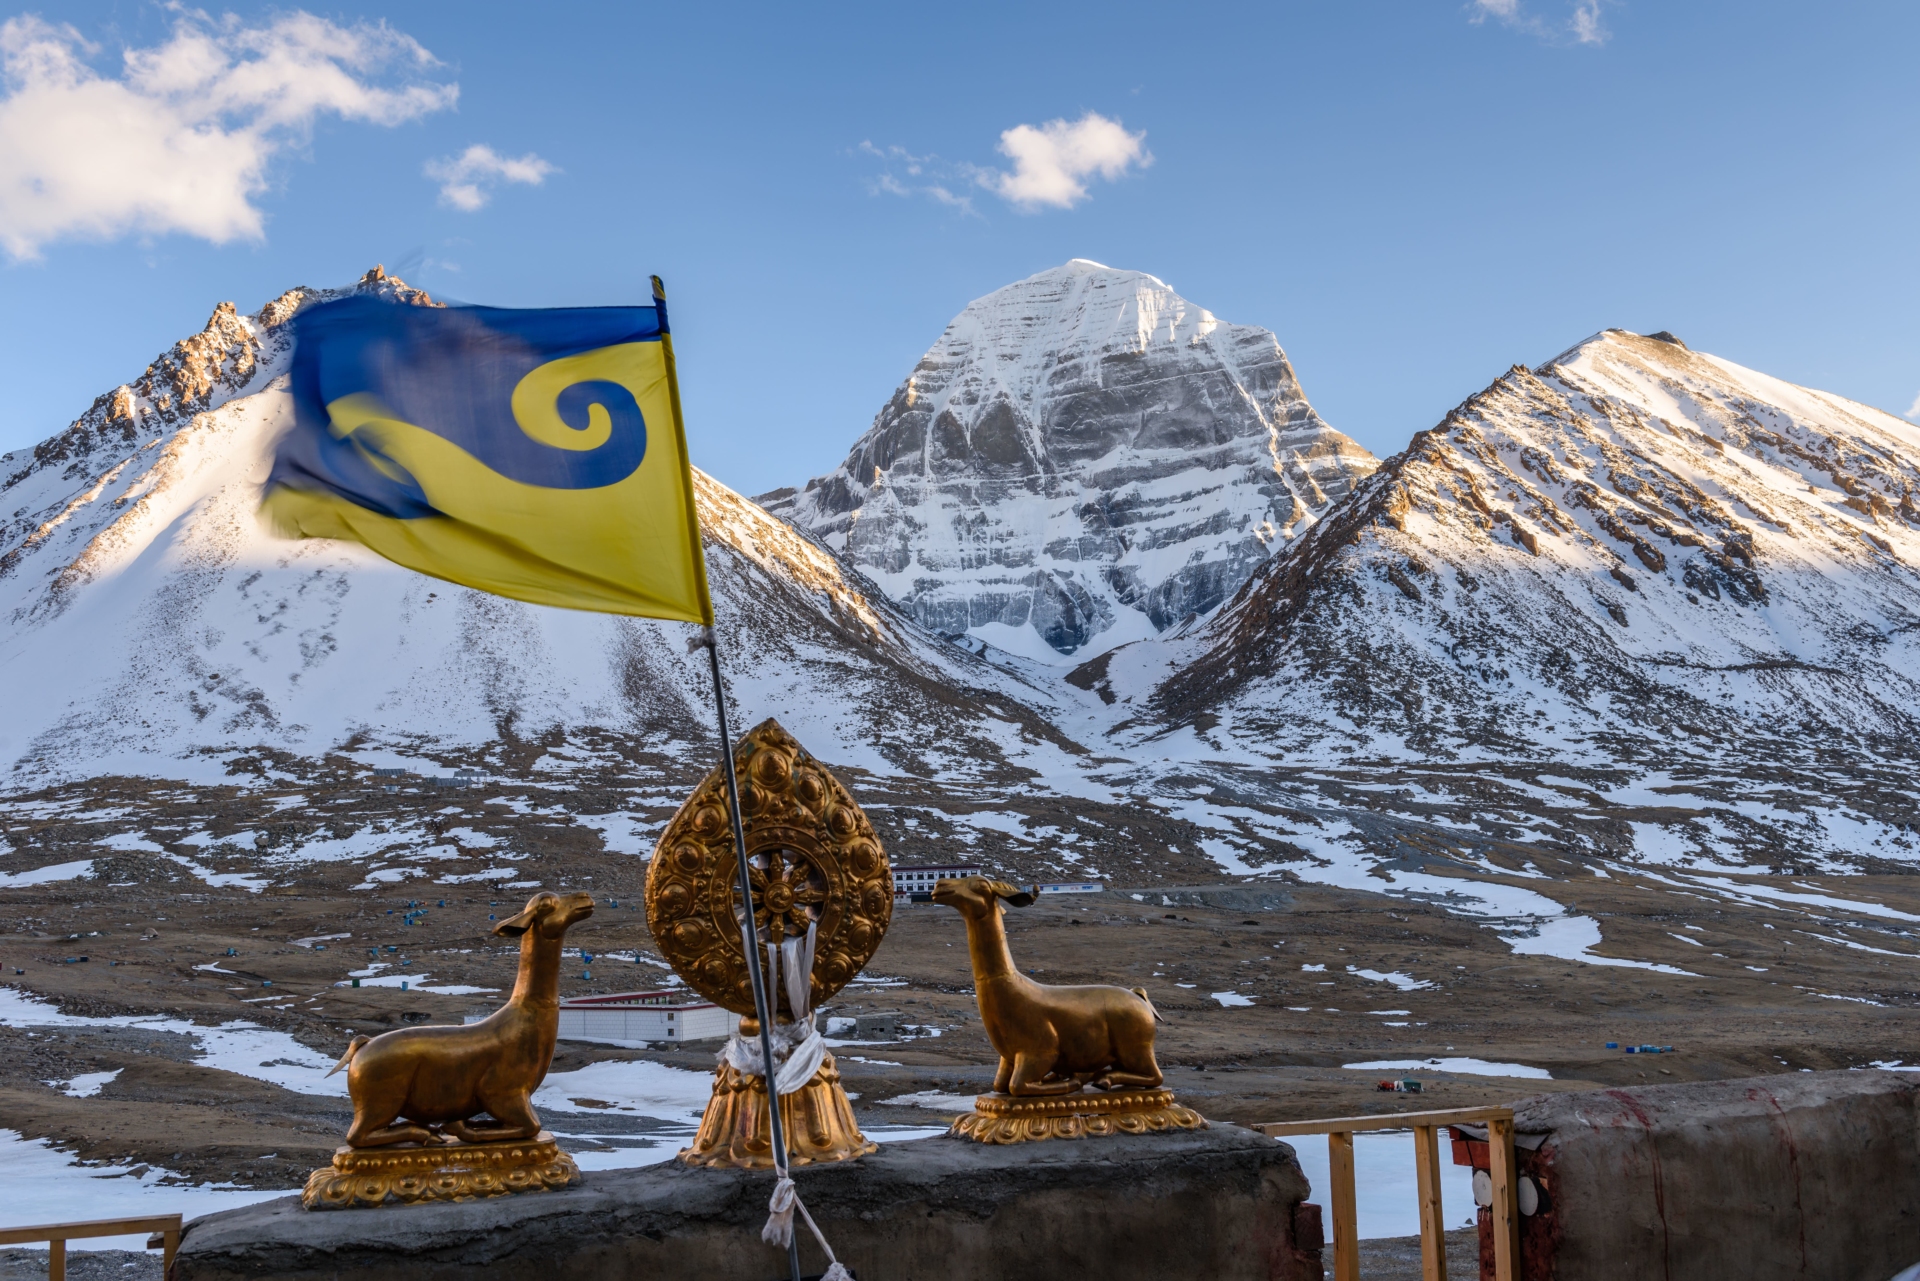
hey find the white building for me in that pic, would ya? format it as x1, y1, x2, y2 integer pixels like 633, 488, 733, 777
893, 862, 983, 901
552, 990, 733, 1047
1036, 881, 1105, 894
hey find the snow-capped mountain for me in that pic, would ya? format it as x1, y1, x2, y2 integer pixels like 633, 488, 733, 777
1089, 328, 1920, 792
0, 271, 1072, 790
5, 267, 1919, 957
761, 260, 1377, 662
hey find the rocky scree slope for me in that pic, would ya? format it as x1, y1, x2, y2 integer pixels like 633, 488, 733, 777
0, 272, 1074, 788
762, 260, 1377, 662
1076, 330, 1920, 846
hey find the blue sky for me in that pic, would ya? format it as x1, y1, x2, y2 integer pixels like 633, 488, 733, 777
2, 1, 1917, 498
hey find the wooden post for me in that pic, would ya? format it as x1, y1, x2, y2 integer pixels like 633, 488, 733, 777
48, 1238, 65, 1281
1414, 1123, 1448, 1281
1488, 1115, 1521, 1281
1329, 1129, 1359, 1281
163, 1226, 180, 1279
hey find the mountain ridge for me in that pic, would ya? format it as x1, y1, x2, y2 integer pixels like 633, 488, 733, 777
3, 272, 1918, 931
1085, 327, 1920, 790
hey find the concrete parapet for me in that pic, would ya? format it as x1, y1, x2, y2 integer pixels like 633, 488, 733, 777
1465, 1069, 1920, 1280
176, 1125, 1316, 1281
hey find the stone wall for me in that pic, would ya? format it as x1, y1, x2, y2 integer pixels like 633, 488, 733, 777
1466, 1070, 1920, 1281
177, 1126, 1317, 1281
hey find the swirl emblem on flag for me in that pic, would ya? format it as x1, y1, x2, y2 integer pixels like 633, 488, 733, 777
498, 347, 650, 488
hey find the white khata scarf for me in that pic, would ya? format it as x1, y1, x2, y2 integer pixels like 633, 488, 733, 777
725, 917, 850, 1280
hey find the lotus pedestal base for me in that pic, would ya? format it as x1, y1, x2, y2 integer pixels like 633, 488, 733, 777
948, 1087, 1207, 1144
680, 1052, 877, 1169
301, 1131, 580, 1210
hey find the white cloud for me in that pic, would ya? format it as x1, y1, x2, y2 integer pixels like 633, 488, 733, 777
425, 145, 557, 211
1905, 392, 1920, 422
0, 11, 456, 260
1469, 0, 1611, 46
858, 113, 1148, 216
858, 141, 977, 215
1570, 1, 1609, 44
986, 112, 1150, 210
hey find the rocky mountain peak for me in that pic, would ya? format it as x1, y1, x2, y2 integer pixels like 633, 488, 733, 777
764, 261, 1377, 659
4, 270, 436, 489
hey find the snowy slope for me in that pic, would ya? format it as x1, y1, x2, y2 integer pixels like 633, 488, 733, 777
1093, 329, 1920, 774
0, 274, 1081, 789
762, 260, 1377, 662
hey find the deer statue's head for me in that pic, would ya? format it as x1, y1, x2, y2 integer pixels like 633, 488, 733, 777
930, 876, 1035, 922
492, 891, 595, 939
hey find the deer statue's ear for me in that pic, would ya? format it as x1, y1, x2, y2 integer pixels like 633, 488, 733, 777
492, 906, 537, 936
990, 881, 1036, 908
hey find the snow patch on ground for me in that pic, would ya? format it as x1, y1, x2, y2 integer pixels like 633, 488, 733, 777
0, 1130, 283, 1251
98, 832, 166, 853
1347, 967, 1433, 991
572, 813, 651, 857
1344, 1057, 1552, 1080
0, 987, 346, 1097
1503, 916, 1697, 974
882, 1091, 979, 1112
0, 859, 95, 886
533, 1059, 715, 1120
51, 1068, 121, 1097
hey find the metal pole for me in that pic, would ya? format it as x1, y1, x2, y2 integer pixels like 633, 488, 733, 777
702, 628, 803, 1281
654, 272, 801, 1281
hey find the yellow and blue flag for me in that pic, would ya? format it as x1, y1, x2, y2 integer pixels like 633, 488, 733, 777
262, 292, 712, 623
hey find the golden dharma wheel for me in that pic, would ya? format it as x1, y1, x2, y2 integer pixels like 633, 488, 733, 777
646, 719, 892, 1018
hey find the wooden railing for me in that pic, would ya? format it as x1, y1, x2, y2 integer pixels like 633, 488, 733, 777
1256, 1106, 1518, 1281
0, 1214, 183, 1281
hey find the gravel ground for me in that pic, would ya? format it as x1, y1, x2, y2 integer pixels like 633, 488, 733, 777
0, 1249, 161, 1281
1327, 1228, 1480, 1280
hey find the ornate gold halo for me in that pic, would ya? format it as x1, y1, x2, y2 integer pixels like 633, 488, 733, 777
646, 718, 892, 1017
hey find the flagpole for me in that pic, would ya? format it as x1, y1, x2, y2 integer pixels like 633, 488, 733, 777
654, 277, 804, 1281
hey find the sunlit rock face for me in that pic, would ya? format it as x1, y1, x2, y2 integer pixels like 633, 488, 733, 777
762, 259, 1377, 660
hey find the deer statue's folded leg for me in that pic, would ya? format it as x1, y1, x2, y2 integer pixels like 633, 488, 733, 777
444, 1117, 506, 1143
345, 1112, 441, 1148
1007, 1049, 1077, 1097
449, 1092, 541, 1143
1093, 1033, 1164, 1090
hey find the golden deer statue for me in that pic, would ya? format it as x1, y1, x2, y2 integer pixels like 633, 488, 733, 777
931, 876, 1164, 1096
327, 890, 594, 1146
